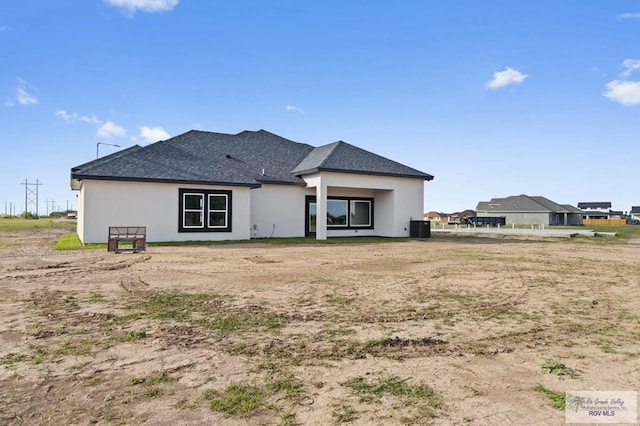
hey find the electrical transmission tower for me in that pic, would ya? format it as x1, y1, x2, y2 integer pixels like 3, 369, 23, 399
21, 179, 43, 217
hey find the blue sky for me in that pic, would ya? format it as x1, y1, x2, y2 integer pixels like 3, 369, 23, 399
1, 0, 639, 215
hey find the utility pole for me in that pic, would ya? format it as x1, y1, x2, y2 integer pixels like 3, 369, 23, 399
21, 179, 43, 217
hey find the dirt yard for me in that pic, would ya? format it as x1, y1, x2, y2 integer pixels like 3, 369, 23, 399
0, 230, 639, 425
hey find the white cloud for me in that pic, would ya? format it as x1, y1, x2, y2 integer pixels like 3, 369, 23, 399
80, 114, 101, 124
55, 110, 102, 124
139, 126, 170, 143
104, 0, 179, 15
616, 12, 640, 21
603, 58, 640, 106
603, 80, 640, 105
621, 59, 640, 77
486, 67, 528, 90
285, 104, 304, 114
97, 121, 127, 138
6, 78, 38, 106
55, 110, 75, 121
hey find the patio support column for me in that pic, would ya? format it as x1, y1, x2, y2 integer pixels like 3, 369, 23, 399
315, 178, 327, 240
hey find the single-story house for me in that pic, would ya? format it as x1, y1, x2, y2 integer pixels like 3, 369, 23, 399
424, 211, 444, 222
70, 130, 433, 243
423, 210, 475, 224
476, 195, 583, 226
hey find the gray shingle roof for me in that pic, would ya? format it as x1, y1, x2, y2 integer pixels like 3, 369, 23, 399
476, 195, 579, 213
71, 130, 433, 187
561, 204, 584, 214
577, 202, 611, 209
631, 206, 640, 214
291, 141, 433, 180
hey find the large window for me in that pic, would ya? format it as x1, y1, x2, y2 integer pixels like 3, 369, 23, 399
350, 200, 372, 227
306, 196, 374, 234
179, 189, 232, 232
327, 200, 348, 226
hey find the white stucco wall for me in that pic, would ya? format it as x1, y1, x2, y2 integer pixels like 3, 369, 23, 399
76, 172, 426, 243
77, 180, 251, 243
249, 184, 308, 238
304, 172, 425, 238
76, 183, 85, 243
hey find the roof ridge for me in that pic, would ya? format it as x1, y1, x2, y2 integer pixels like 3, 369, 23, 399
315, 141, 343, 167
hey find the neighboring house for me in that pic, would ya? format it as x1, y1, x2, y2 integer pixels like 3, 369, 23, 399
476, 195, 583, 226
424, 211, 444, 222
630, 206, 640, 222
423, 209, 475, 224
455, 209, 476, 222
70, 130, 433, 243
446, 212, 465, 224
577, 202, 613, 219
608, 210, 624, 219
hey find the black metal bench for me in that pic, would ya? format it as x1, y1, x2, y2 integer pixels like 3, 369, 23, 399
107, 226, 146, 253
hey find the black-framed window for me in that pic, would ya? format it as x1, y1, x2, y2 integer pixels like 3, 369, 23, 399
179, 188, 232, 232
327, 199, 348, 226
306, 196, 374, 234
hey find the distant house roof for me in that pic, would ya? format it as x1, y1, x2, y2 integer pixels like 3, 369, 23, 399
561, 204, 584, 214
577, 202, 611, 209
71, 130, 433, 188
631, 206, 640, 214
424, 211, 443, 218
476, 195, 580, 214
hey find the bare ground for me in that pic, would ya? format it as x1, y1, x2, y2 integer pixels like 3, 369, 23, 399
0, 230, 639, 425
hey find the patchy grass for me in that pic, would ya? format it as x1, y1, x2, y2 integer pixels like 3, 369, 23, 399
209, 382, 266, 416
342, 373, 445, 421
4, 230, 640, 424
208, 371, 309, 423
0, 217, 76, 232
0, 353, 28, 366
108, 330, 147, 345
131, 369, 173, 387
541, 359, 576, 378
130, 369, 175, 399
119, 290, 284, 335
31, 346, 48, 364
54, 233, 103, 250
587, 225, 640, 240
533, 384, 566, 410
332, 403, 359, 423
88, 291, 103, 302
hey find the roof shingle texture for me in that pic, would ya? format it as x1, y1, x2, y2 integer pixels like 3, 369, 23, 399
292, 141, 433, 180
476, 195, 579, 213
577, 202, 612, 209
71, 130, 433, 186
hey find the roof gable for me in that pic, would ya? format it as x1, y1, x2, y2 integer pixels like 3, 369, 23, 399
291, 141, 433, 180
